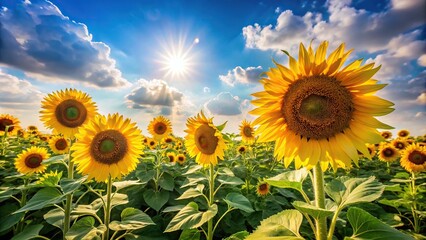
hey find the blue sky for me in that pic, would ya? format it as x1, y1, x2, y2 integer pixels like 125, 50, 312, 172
0, 0, 425, 136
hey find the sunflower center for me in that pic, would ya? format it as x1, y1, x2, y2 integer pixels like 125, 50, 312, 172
395, 142, 405, 150
0, 119, 14, 132
281, 76, 354, 140
399, 132, 408, 137
25, 154, 43, 168
154, 122, 167, 135
168, 155, 175, 162
90, 130, 128, 164
55, 139, 68, 150
243, 126, 253, 137
178, 156, 185, 161
259, 183, 268, 191
383, 148, 395, 157
195, 124, 218, 155
55, 99, 88, 128
408, 150, 425, 165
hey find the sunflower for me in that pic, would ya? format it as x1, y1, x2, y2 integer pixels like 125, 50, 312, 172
381, 131, 393, 140
184, 111, 227, 166
400, 143, 426, 172
250, 41, 393, 171
49, 136, 70, 154
71, 113, 143, 182
27, 125, 38, 131
15, 146, 50, 175
397, 129, 410, 138
0, 114, 22, 135
366, 144, 376, 157
239, 120, 255, 144
147, 138, 157, 150
40, 89, 98, 138
378, 144, 400, 162
237, 145, 248, 155
162, 136, 175, 145
176, 154, 186, 165
166, 152, 176, 163
256, 181, 270, 196
391, 139, 408, 151
147, 116, 172, 141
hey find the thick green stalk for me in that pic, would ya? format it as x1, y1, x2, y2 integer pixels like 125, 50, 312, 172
411, 172, 420, 233
313, 163, 327, 240
207, 163, 215, 240
63, 144, 74, 239
16, 178, 29, 233
103, 175, 113, 240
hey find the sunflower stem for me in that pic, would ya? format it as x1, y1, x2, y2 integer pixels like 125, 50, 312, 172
15, 178, 29, 234
1, 126, 9, 155
207, 163, 215, 240
63, 140, 74, 239
313, 163, 327, 240
410, 172, 420, 233
103, 175, 113, 240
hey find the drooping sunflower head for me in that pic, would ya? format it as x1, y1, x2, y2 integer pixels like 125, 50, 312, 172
40, 89, 98, 138
176, 154, 186, 165
184, 111, 227, 166
71, 113, 143, 182
381, 131, 393, 140
15, 146, 50, 175
397, 129, 410, 138
49, 136, 70, 154
239, 120, 255, 144
256, 181, 270, 197
378, 144, 400, 162
148, 116, 172, 141
250, 41, 394, 171
400, 143, 426, 172
0, 114, 22, 135
391, 138, 408, 151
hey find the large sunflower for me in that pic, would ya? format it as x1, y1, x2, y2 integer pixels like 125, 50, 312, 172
250, 41, 394, 171
147, 116, 172, 141
71, 113, 143, 182
400, 143, 426, 172
49, 136, 70, 154
0, 114, 22, 135
40, 89, 98, 138
239, 120, 256, 144
15, 146, 50, 175
184, 111, 227, 166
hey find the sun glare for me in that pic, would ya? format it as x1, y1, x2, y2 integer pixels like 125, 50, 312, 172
166, 55, 188, 75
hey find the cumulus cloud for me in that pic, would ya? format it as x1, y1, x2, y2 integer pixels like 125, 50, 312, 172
219, 66, 263, 86
125, 79, 187, 115
0, 0, 128, 88
0, 69, 43, 109
204, 92, 242, 116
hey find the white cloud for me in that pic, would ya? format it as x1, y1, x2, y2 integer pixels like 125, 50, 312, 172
418, 54, 426, 67
0, 69, 43, 110
203, 87, 210, 93
416, 92, 426, 104
0, 0, 128, 88
275, 7, 280, 13
204, 92, 242, 116
219, 66, 263, 86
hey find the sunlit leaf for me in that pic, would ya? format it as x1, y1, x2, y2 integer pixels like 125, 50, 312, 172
14, 187, 63, 213
179, 228, 201, 240
266, 169, 309, 192
109, 207, 155, 231
164, 202, 217, 232
113, 180, 143, 192
177, 184, 205, 200
292, 201, 334, 219
65, 216, 105, 240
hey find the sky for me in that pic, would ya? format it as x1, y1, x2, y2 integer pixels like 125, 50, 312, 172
0, 0, 425, 137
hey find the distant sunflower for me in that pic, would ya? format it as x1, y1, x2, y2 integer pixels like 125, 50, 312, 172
40, 89, 98, 138
237, 145, 247, 155
400, 143, 426, 172
250, 41, 393, 171
0, 114, 22, 135
176, 154, 186, 165
381, 131, 393, 140
239, 120, 255, 144
49, 136, 70, 154
184, 111, 227, 166
163, 136, 175, 144
391, 139, 408, 151
148, 116, 172, 141
366, 144, 376, 157
15, 146, 50, 175
27, 125, 38, 132
378, 144, 400, 162
166, 152, 176, 163
71, 113, 143, 182
397, 129, 410, 138
256, 181, 270, 196
147, 138, 157, 150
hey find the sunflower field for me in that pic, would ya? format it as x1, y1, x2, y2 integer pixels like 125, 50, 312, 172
1, 41, 425, 240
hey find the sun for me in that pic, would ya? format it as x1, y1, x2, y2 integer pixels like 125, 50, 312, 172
166, 55, 188, 76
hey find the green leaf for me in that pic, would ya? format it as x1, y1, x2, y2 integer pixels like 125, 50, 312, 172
44, 208, 65, 230
265, 168, 309, 192
164, 202, 218, 232
0, 187, 20, 201
177, 184, 205, 200
14, 187, 63, 213
246, 209, 304, 240
179, 229, 201, 240
224, 193, 254, 213
325, 176, 384, 208
60, 176, 87, 195
65, 216, 106, 240
345, 207, 414, 240
217, 176, 245, 185
113, 180, 143, 192
109, 207, 155, 231
183, 165, 203, 175
292, 201, 334, 219
73, 204, 101, 217
163, 205, 185, 213
91, 193, 129, 210
216, 121, 227, 131
181, 174, 208, 188
159, 172, 175, 191
11, 224, 43, 240
223, 231, 250, 240
143, 189, 169, 211
0, 204, 25, 232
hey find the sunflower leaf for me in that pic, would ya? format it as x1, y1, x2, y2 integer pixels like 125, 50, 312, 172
177, 184, 205, 200
179, 228, 201, 240
265, 168, 309, 193
216, 121, 227, 132
11, 224, 43, 240
292, 201, 334, 219
143, 189, 169, 211
14, 187, 63, 214
113, 180, 143, 192
60, 176, 87, 195
65, 216, 106, 240
164, 202, 218, 232
109, 207, 155, 231
224, 193, 254, 213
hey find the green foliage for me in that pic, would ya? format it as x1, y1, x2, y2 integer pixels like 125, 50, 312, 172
164, 202, 218, 232
109, 207, 155, 231
65, 216, 105, 240
11, 224, 44, 240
